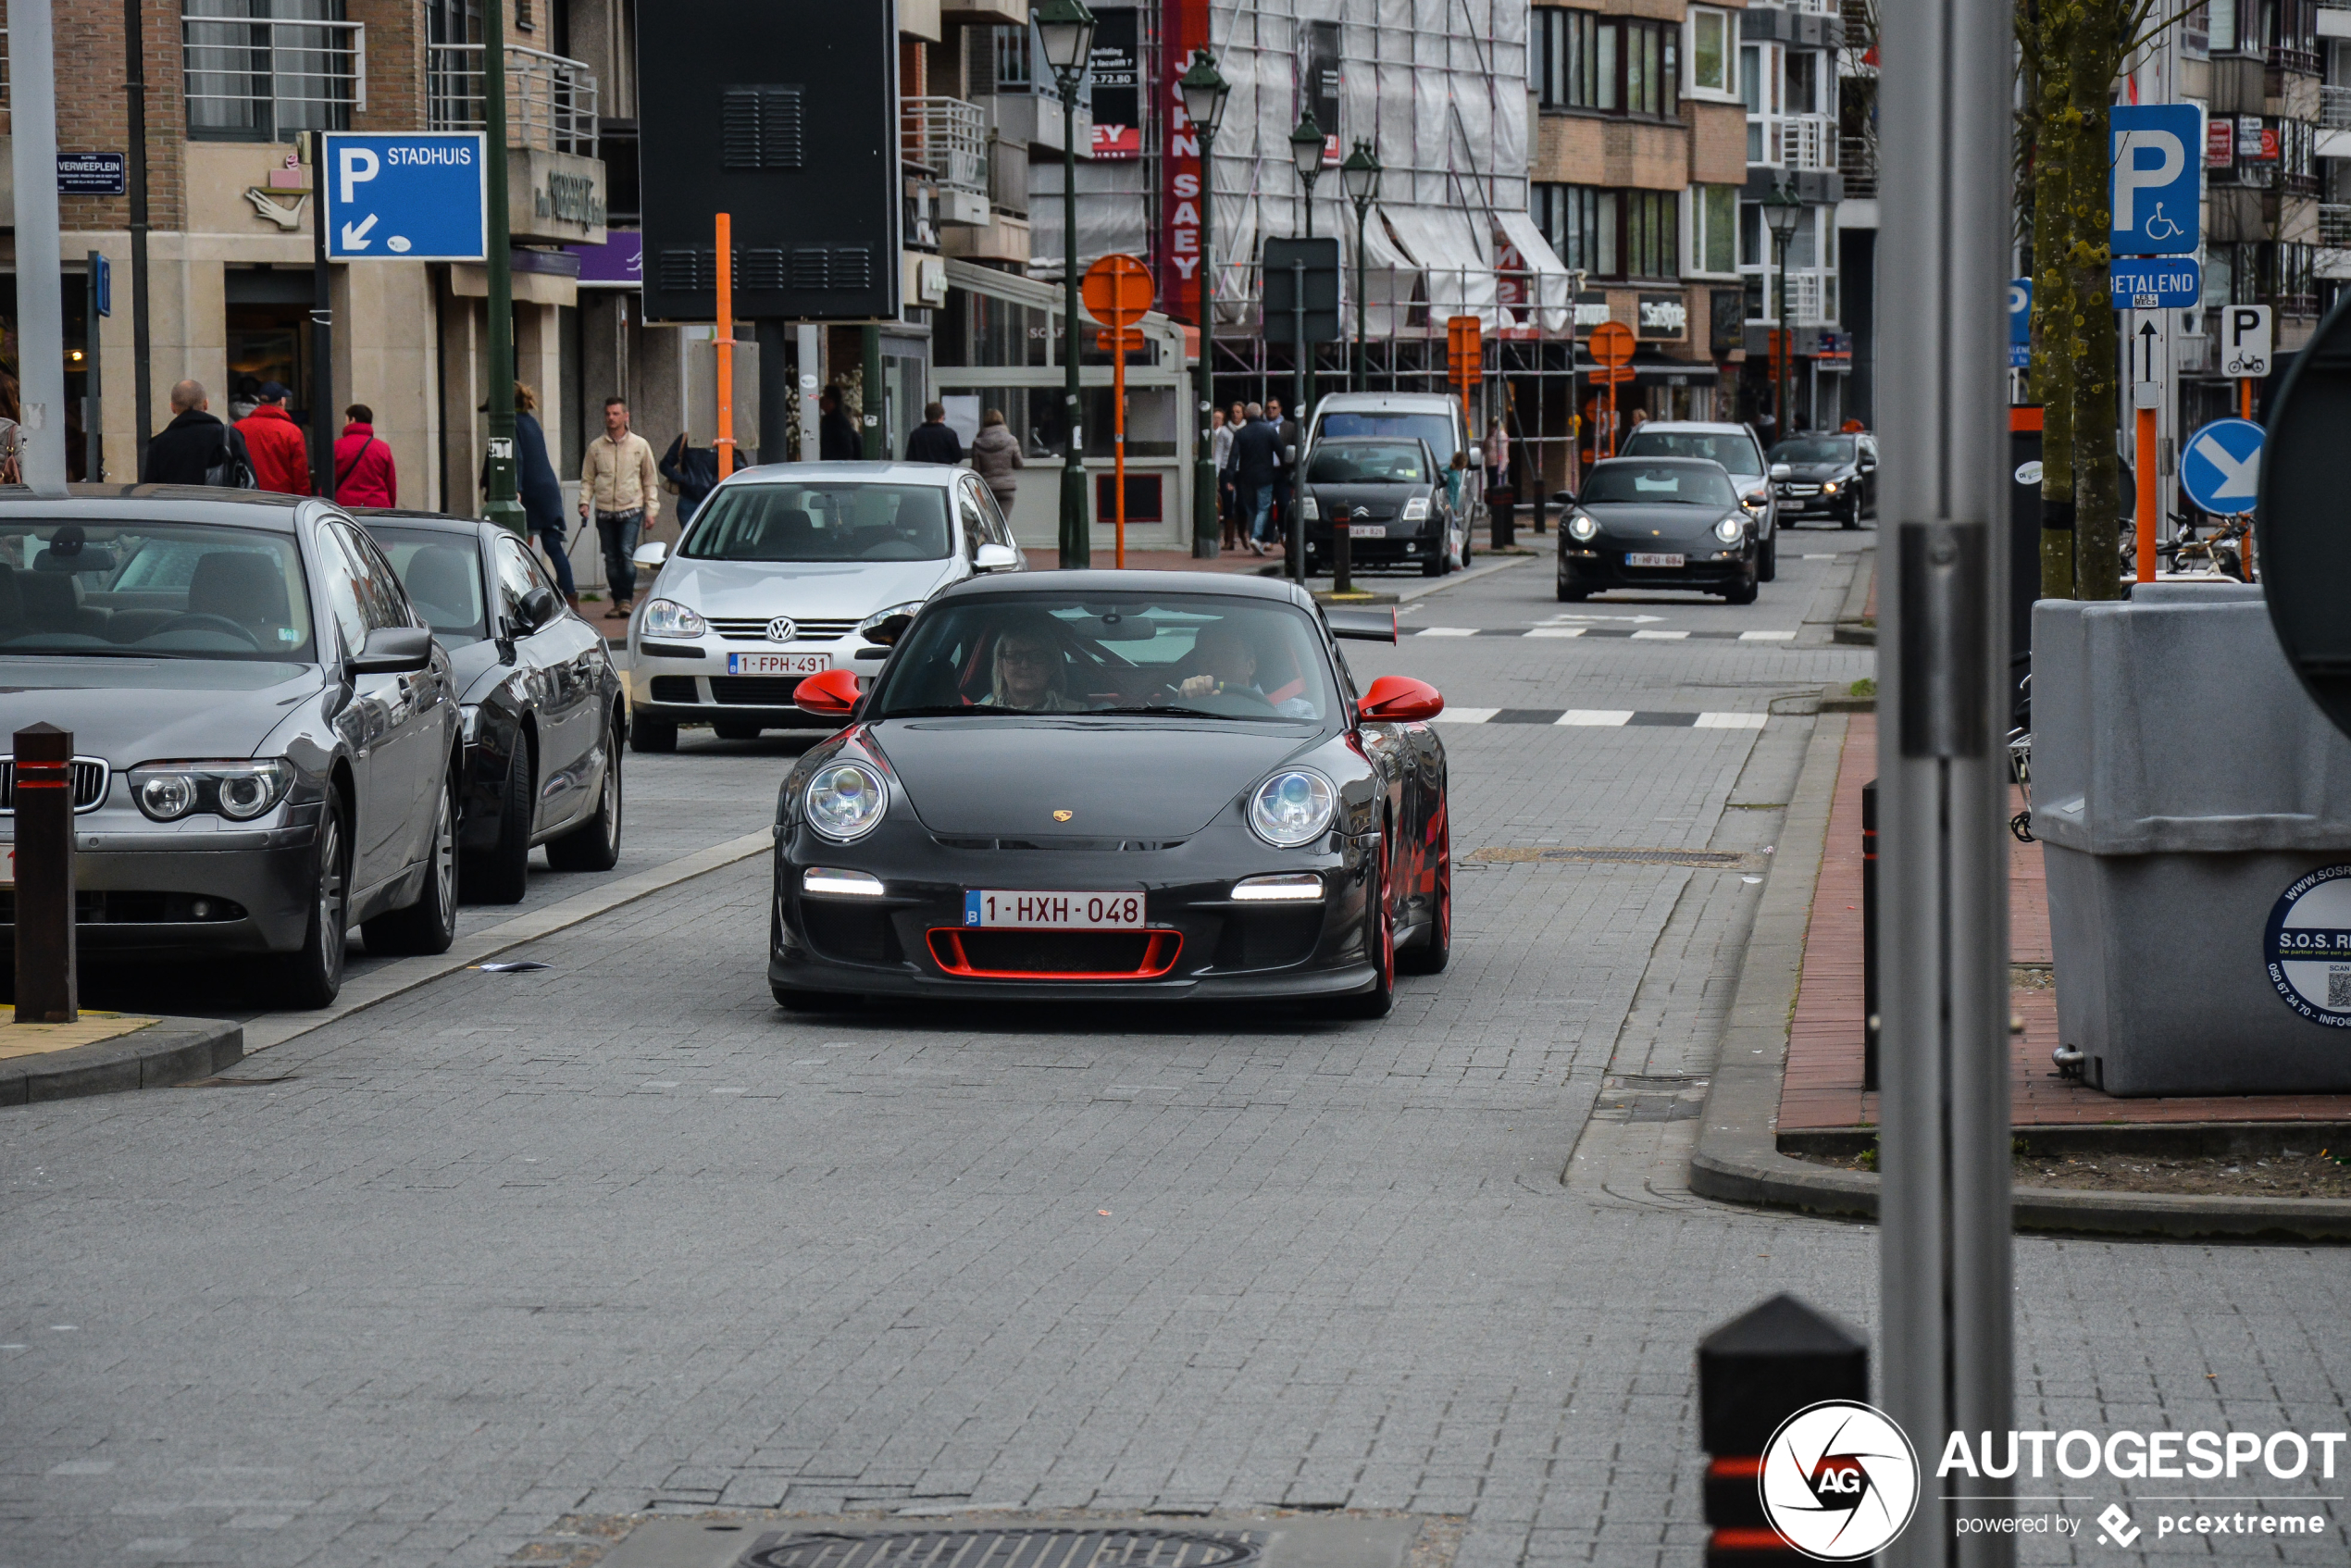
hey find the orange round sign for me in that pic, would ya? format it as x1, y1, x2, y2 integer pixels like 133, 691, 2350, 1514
1083, 254, 1155, 327
1587, 321, 1636, 368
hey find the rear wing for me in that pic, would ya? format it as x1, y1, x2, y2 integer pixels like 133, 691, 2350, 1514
1325, 606, 1398, 643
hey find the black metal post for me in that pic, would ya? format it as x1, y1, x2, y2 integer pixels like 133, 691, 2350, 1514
1698, 1295, 1870, 1560
1334, 509, 1351, 594
1057, 83, 1088, 567
482, 0, 523, 532
125, 0, 153, 477
13, 723, 78, 1024
1290, 257, 1307, 584
862, 325, 884, 460
84, 251, 104, 482
310, 133, 335, 499
1193, 134, 1219, 558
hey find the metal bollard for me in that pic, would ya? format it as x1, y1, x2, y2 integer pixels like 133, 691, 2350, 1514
1488, 484, 1516, 550
13, 722, 78, 1024
1862, 777, 1879, 1092
1698, 1293, 1871, 1563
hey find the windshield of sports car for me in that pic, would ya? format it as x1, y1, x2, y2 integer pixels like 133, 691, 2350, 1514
368, 526, 488, 643
1308, 442, 1429, 484
682, 483, 952, 563
869, 593, 1340, 723
1579, 464, 1741, 507
1770, 438, 1857, 465
1617, 430, 1764, 477
1315, 411, 1461, 461
0, 520, 317, 660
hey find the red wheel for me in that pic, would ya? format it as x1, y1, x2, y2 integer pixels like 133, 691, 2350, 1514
1399, 814, 1450, 975
1343, 833, 1397, 1018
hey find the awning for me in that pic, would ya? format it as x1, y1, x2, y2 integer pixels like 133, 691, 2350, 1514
1380, 205, 1500, 331
1493, 209, 1574, 335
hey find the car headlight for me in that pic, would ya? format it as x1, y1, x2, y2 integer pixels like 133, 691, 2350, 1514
641, 598, 706, 639
1248, 769, 1337, 848
1567, 512, 1599, 541
1300, 495, 1320, 520
128, 759, 296, 823
1232, 872, 1325, 902
802, 761, 888, 842
1401, 497, 1431, 521
856, 601, 927, 639
1715, 516, 1747, 544
1821, 479, 1841, 495
802, 866, 886, 898
1742, 489, 1769, 511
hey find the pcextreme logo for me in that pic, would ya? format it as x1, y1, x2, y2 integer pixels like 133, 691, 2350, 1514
1759, 1400, 1923, 1562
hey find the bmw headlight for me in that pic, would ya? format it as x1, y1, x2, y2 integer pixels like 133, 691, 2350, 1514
1300, 495, 1320, 520
128, 759, 296, 823
641, 598, 706, 639
857, 601, 927, 640
1567, 512, 1599, 541
802, 761, 888, 842
1401, 497, 1431, 521
1248, 769, 1337, 848
1715, 515, 1748, 544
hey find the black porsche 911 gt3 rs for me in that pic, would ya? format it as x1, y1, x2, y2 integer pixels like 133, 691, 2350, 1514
767, 572, 1451, 1016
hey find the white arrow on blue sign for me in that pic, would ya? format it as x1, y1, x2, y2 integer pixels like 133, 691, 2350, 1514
320, 132, 487, 263
2180, 417, 2264, 516
2109, 256, 2200, 311
2109, 105, 2203, 256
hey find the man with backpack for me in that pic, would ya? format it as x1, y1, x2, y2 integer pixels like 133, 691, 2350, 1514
143, 380, 254, 487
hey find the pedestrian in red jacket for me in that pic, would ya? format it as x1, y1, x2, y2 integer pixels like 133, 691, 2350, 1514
333, 404, 398, 508
236, 381, 312, 495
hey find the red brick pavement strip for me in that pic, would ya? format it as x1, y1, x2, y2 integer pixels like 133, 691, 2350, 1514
1779, 712, 2351, 1131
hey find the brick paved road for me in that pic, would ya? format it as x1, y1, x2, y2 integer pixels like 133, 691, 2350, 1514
6, 529, 2346, 1568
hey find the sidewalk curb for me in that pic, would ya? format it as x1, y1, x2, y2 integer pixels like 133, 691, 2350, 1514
0, 1015, 243, 1104
1276, 546, 1538, 603
242, 828, 777, 1055
1686, 715, 2351, 1243
1830, 544, 1876, 644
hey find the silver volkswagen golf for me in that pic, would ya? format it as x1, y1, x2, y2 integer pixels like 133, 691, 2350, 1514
624, 462, 1026, 750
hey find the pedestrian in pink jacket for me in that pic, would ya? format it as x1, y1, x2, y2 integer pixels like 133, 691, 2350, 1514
333, 404, 397, 508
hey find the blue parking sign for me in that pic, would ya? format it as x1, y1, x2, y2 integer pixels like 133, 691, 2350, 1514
2109, 256, 2200, 310
2109, 105, 2202, 256
2180, 418, 2264, 516
320, 132, 488, 262
2009, 278, 2032, 368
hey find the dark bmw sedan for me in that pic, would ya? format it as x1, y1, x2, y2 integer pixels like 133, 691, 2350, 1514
767, 573, 1451, 1017
1557, 457, 1760, 604
0, 490, 463, 1005
359, 511, 625, 902
1298, 437, 1462, 577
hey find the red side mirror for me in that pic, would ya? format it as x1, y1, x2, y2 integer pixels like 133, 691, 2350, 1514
1358, 675, 1444, 723
794, 667, 862, 718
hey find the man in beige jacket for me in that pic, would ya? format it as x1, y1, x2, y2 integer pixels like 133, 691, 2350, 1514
580, 396, 661, 619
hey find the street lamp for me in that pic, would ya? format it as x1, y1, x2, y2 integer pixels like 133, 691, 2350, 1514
1341, 139, 1382, 393
1180, 48, 1231, 559
1038, 0, 1098, 568
1284, 110, 1325, 584
1761, 180, 1805, 451
1288, 111, 1325, 238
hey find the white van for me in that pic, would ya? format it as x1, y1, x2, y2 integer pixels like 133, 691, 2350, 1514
1306, 392, 1484, 540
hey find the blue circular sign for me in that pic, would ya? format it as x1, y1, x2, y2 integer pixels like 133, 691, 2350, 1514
2264, 864, 2351, 1026
2181, 417, 2265, 516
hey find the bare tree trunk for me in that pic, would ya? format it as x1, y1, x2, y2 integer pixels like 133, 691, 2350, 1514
2026, 1, 2079, 599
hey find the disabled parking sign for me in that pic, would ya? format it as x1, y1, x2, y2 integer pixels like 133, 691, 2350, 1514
320, 132, 487, 262
2180, 417, 2264, 516
2109, 105, 2202, 256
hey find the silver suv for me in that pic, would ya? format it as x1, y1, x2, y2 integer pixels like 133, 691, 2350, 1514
1613, 421, 1785, 581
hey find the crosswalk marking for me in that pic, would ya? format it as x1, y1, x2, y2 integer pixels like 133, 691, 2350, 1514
1411, 625, 1805, 642
1522, 627, 1587, 638
1417, 626, 1480, 637
1629, 629, 1689, 641
1433, 706, 1500, 725
1738, 629, 1797, 641
1557, 709, 1638, 726
1693, 711, 1770, 728
1427, 708, 1772, 729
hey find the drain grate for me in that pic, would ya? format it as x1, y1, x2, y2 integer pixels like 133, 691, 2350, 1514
1470, 846, 1755, 868
742, 1530, 1265, 1568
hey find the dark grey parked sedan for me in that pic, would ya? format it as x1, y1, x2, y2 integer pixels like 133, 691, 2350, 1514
0, 488, 464, 1005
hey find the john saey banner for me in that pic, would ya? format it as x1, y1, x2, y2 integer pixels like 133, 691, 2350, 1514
1158, 0, 1210, 326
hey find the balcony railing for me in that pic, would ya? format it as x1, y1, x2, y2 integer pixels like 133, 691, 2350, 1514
183, 15, 366, 139
427, 43, 599, 157
2324, 85, 2351, 130
1839, 134, 1877, 197
1747, 269, 1835, 328
902, 95, 988, 193
1754, 114, 1837, 173
2320, 204, 2351, 245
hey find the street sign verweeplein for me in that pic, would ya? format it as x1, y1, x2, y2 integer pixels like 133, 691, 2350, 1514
2108, 104, 2202, 256
2256, 297, 2351, 742
56, 151, 125, 196
2180, 417, 2263, 515
319, 132, 488, 262
636, 2, 900, 324
2220, 305, 2272, 379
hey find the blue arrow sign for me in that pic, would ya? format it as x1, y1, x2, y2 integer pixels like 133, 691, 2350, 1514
2180, 417, 2264, 515
2110, 256, 2200, 310
2110, 105, 2202, 255
2009, 277, 2032, 368
320, 132, 487, 262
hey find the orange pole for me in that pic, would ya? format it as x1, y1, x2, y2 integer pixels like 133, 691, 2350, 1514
2134, 404, 2157, 583
715, 212, 735, 479
1113, 327, 1127, 572
2240, 378, 2257, 579
1606, 374, 1618, 459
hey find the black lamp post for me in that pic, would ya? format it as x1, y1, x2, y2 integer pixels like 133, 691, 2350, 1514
1341, 139, 1382, 393
1761, 180, 1805, 448
1038, 0, 1098, 568
1180, 48, 1231, 559
1288, 110, 1325, 238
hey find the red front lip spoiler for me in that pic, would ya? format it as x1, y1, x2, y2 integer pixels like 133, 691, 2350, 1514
927, 928, 1184, 980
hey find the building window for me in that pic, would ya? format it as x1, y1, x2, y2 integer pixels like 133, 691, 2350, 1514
184, 0, 362, 141
1536, 183, 1679, 280
990, 22, 1034, 92
1690, 7, 1735, 96
1689, 184, 1738, 275
1535, 8, 1677, 118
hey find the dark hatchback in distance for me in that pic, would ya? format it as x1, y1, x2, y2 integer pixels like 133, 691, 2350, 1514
359, 510, 625, 902
767, 573, 1451, 1017
1297, 437, 1462, 578
1557, 457, 1761, 604
0, 490, 463, 1005
1768, 433, 1878, 528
